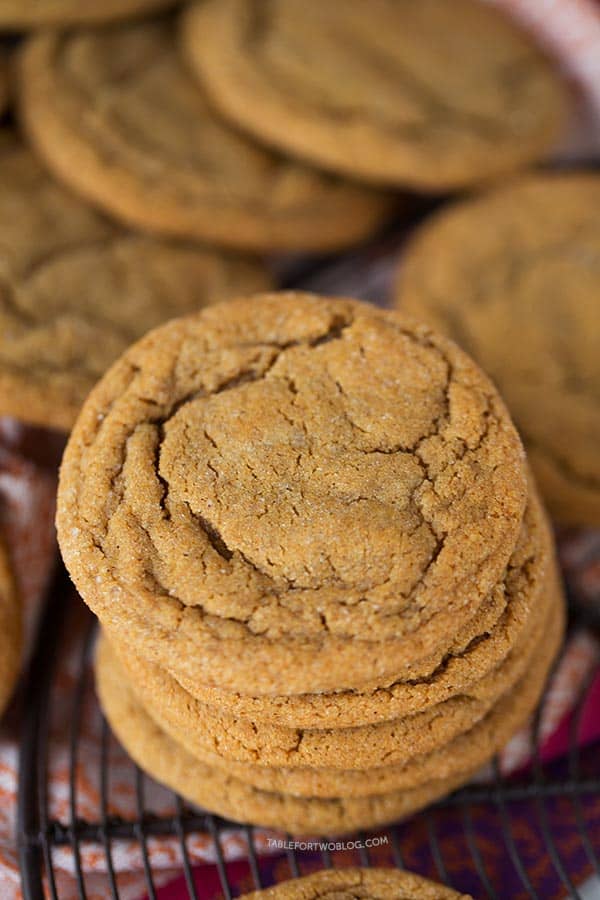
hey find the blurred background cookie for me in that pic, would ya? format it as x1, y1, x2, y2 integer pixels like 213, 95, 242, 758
0, 0, 178, 29
182, 0, 568, 191
18, 21, 393, 253
396, 173, 600, 526
0, 135, 271, 432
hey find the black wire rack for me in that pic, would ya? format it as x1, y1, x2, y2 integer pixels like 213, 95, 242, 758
15, 560, 600, 900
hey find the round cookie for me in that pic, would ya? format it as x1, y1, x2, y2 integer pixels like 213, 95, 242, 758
0, 0, 176, 28
238, 868, 472, 900
104, 562, 559, 783
181, 0, 567, 192
0, 533, 21, 717
0, 136, 271, 432
58, 294, 528, 696
161, 483, 554, 727
18, 23, 392, 253
96, 607, 561, 834
397, 174, 600, 526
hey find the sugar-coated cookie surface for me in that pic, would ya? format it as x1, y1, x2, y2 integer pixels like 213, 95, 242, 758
397, 174, 600, 525
19, 23, 392, 253
238, 867, 472, 899
182, 0, 567, 191
58, 294, 528, 695
0, 135, 271, 432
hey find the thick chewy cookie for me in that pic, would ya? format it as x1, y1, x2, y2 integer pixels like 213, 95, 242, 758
152, 484, 554, 727
0, 136, 270, 432
397, 174, 600, 526
0, 0, 176, 28
97, 608, 561, 833
18, 23, 391, 253
0, 533, 21, 717
58, 294, 528, 696
238, 868, 472, 899
181, 0, 567, 192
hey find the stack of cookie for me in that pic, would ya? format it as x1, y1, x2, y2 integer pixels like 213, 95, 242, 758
57, 293, 565, 835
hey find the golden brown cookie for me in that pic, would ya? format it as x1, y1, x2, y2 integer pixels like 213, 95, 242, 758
151, 483, 554, 728
58, 294, 528, 696
18, 23, 392, 253
104, 557, 559, 788
96, 606, 561, 834
0, 0, 177, 28
0, 136, 271, 432
181, 0, 567, 192
397, 174, 600, 526
0, 533, 21, 717
238, 868, 472, 900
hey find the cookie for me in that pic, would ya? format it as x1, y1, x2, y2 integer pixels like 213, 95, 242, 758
157, 483, 553, 728
181, 0, 567, 192
397, 174, 600, 526
18, 23, 392, 253
0, 533, 21, 717
57, 293, 528, 696
0, 0, 176, 28
238, 868, 472, 899
96, 604, 561, 834
0, 135, 271, 432
99, 580, 562, 798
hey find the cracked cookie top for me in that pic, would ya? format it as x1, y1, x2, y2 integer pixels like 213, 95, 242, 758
0, 136, 271, 432
18, 21, 392, 252
182, 0, 567, 192
397, 174, 600, 526
58, 294, 527, 694
238, 867, 471, 899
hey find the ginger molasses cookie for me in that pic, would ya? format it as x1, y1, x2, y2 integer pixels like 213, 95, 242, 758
397, 174, 600, 526
18, 23, 391, 253
0, 533, 21, 717
238, 868, 472, 899
181, 0, 567, 192
58, 294, 528, 695
151, 483, 555, 728
0, 136, 270, 432
97, 608, 561, 833
0, 0, 176, 28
